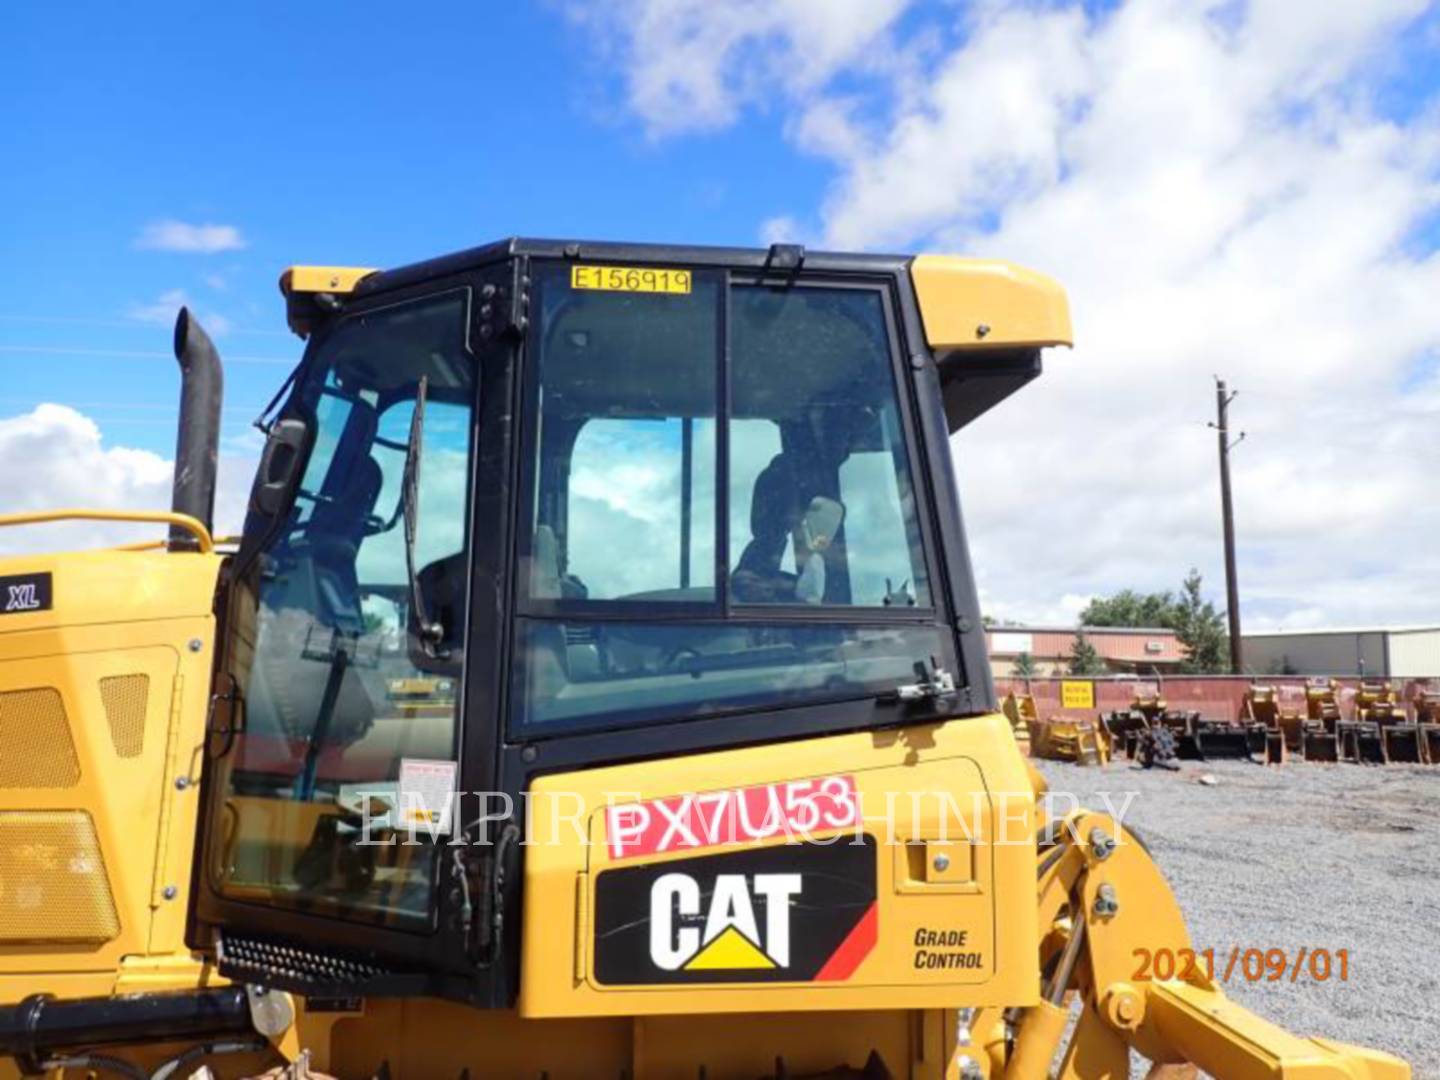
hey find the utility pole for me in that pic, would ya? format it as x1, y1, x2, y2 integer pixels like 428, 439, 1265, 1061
1209, 379, 1245, 673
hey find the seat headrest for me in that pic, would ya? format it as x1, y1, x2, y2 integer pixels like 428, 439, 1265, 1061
749, 453, 800, 540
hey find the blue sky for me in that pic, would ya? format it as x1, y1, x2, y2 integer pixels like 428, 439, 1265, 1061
2, 1, 1437, 632
0, 2, 823, 455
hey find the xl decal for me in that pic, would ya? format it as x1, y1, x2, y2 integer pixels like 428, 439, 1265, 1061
0, 573, 51, 615
594, 838, 877, 985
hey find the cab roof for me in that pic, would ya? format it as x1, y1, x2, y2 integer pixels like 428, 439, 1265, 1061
279, 237, 1072, 352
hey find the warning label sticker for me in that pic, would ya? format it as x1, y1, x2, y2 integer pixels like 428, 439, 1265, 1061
396, 758, 457, 835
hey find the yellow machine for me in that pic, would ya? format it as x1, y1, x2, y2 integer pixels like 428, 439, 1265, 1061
0, 240, 1409, 1078
1241, 685, 1304, 765
997, 691, 1034, 754
1348, 681, 1418, 764
1303, 679, 1343, 762
1025, 716, 1110, 767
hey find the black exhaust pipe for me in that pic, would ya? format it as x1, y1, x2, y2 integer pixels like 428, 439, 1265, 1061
170, 307, 224, 551
0, 988, 254, 1068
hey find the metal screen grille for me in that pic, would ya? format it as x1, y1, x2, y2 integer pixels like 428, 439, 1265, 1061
100, 673, 149, 758
0, 687, 80, 788
0, 810, 120, 942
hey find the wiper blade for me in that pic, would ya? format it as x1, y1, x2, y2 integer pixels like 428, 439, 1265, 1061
403, 375, 445, 656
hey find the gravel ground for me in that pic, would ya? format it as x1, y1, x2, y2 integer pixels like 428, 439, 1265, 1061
1033, 757, 1438, 1078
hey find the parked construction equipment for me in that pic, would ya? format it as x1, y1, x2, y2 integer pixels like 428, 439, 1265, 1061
1027, 713, 1111, 766
1416, 686, 1440, 763
1241, 683, 1305, 764
1106, 693, 1257, 763
1303, 678, 1343, 762
0, 240, 1410, 1078
999, 689, 1034, 754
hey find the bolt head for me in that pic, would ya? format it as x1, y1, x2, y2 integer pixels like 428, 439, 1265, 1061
174, 776, 190, 790
933, 853, 951, 873
188, 638, 203, 652
163, 885, 178, 900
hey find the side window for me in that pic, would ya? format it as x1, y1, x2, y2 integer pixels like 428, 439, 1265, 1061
514, 268, 946, 735
729, 286, 929, 608
215, 289, 476, 929
525, 266, 719, 603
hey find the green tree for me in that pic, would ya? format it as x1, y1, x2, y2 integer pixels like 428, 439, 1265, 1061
1013, 651, 1039, 678
1173, 569, 1229, 674
1079, 588, 1177, 628
1077, 571, 1231, 675
1067, 633, 1107, 676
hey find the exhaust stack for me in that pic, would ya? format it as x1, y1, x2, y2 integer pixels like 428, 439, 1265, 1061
170, 308, 224, 551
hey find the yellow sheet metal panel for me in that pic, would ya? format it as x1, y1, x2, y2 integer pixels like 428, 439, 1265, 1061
0, 547, 220, 631
911, 255, 1073, 350
519, 713, 1038, 1018
0, 549, 222, 993
279, 265, 376, 296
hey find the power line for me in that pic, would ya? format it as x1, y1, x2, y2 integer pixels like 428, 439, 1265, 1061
0, 313, 291, 337
0, 344, 292, 365
0, 397, 261, 412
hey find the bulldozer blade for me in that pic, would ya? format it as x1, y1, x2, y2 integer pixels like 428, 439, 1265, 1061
1381, 725, 1422, 764
1304, 730, 1339, 762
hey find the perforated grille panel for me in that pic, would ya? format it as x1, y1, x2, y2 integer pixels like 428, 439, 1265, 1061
100, 674, 149, 758
0, 687, 80, 788
0, 811, 119, 942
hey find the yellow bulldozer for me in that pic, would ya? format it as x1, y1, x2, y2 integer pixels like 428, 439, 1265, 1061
0, 240, 1409, 1078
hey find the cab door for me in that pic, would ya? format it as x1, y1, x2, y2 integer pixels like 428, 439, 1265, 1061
193, 260, 521, 1000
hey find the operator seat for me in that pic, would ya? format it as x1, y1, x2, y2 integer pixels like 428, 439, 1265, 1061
302, 454, 384, 634
732, 453, 802, 602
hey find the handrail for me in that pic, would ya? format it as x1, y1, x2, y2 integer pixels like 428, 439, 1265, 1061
0, 508, 214, 554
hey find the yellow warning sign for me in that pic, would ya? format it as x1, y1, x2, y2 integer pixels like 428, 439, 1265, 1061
1061, 680, 1095, 710
683, 926, 776, 971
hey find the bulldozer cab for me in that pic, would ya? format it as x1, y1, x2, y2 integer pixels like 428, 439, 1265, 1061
194, 240, 1067, 1003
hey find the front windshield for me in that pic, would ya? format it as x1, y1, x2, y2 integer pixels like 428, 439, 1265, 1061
213, 290, 474, 930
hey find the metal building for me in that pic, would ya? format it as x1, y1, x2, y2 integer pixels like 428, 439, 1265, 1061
1242, 627, 1440, 677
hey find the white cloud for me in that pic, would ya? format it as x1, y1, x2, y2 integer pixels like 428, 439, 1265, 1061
127, 289, 234, 337
569, 0, 1440, 637
0, 405, 252, 555
759, 214, 805, 245
135, 219, 246, 254
560, 0, 909, 137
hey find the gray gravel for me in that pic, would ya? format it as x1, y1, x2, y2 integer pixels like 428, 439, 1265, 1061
1034, 757, 1438, 1078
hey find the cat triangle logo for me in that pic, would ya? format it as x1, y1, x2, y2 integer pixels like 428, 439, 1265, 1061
683, 925, 776, 971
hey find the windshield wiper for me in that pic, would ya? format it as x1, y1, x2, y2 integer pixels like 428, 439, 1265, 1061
403, 375, 446, 657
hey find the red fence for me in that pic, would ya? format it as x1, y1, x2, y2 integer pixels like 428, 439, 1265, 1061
994, 675, 1439, 723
